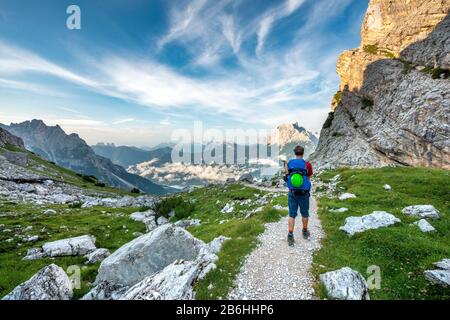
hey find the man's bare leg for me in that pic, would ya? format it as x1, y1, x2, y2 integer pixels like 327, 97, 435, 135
302, 217, 308, 230
288, 217, 296, 233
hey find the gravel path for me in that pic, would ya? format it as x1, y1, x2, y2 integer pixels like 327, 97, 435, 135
229, 196, 323, 300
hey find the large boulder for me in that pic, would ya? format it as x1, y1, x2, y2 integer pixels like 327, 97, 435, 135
402, 205, 440, 219
93, 224, 206, 288
42, 235, 96, 257
413, 219, 436, 233
2, 264, 72, 300
424, 258, 450, 288
119, 259, 208, 300
319, 267, 370, 300
340, 211, 400, 236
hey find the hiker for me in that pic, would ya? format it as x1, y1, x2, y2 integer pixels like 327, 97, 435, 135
284, 145, 313, 246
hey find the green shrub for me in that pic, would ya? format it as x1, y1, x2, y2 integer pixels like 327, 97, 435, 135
130, 188, 140, 194
82, 175, 97, 183
323, 112, 335, 129
94, 182, 106, 187
363, 44, 378, 55
333, 91, 342, 105
422, 66, 449, 79
155, 197, 195, 220
68, 202, 82, 208
361, 96, 374, 110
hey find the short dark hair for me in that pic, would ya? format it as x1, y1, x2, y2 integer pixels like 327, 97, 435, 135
294, 145, 304, 156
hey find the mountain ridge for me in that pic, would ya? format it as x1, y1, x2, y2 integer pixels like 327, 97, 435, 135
0, 120, 167, 195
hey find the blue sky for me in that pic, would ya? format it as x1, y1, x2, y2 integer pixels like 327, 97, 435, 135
0, 0, 369, 146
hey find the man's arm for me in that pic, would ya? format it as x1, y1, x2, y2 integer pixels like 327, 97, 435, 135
306, 162, 313, 177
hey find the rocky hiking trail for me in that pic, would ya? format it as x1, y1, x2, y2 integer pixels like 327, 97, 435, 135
230, 187, 323, 300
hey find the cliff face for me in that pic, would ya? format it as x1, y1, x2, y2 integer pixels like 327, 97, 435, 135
310, 0, 450, 169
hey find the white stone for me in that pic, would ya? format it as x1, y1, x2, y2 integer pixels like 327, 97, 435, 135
208, 236, 231, 254
157, 216, 169, 225
329, 207, 349, 213
221, 203, 234, 214
85, 248, 111, 265
338, 193, 356, 200
402, 205, 440, 219
273, 205, 288, 211
319, 267, 370, 300
42, 235, 96, 257
22, 248, 45, 260
173, 219, 201, 229
434, 259, 450, 270
129, 210, 156, 223
424, 270, 450, 288
413, 219, 436, 233
2, 264, 72, 300
383, 184, 392, 190
43, 209, 57, 215
339, 211, 400, 236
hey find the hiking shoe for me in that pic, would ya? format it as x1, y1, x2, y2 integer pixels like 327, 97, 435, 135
287, 234, 295, 246
302, 229, 310, 239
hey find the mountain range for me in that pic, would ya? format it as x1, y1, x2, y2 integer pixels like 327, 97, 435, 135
0, 120, 167, 195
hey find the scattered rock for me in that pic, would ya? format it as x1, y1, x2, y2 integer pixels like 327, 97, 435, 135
129, 210, 156, 222
157, 216, 169, 225
238, 173, 253, 183
329, 207, 348, 213
273, 205, 288, 211
402, 205, 440, 219
424, 270, 450, 288
338, 193, 356, 200
43, 209, 57, 215
413, 219, 436, 233
340, 211, 401, 236
220, 203, 234, 214
22, 248, 45, 260
319, 267, 370, 300
2, 264, 73, 300
85, 248, 111, 265
42, 235, 96, 257
23, 235, 39, 243
208, 236, 231, 254
433, 259, 450, 270
173, 219, 202, 229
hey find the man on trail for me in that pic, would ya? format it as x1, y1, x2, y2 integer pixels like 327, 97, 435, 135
284, 145, 313, 246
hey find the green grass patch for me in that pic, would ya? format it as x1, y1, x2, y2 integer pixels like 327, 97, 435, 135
313, 167, 450, 300
0, 201, 147, 299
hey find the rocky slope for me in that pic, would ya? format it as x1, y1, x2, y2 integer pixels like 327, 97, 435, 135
1, 120, 167, 195
310, 0, 450, 169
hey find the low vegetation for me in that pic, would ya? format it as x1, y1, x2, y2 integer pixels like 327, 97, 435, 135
0, 183, 287, 300
313, 167, 450, 300
0, 201, 148, 299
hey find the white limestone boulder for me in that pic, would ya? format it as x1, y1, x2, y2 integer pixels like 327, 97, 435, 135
2, 264, 72, 300
413, 219, 436, 233
402, 205, 440, 219
42, 235, 96, 257
338, 193, 356, 200
319, 267, 370, 300
340, 211, 401, 236
92, 224, 206, 288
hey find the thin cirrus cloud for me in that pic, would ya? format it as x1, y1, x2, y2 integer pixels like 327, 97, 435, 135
0, 0, 363, 139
